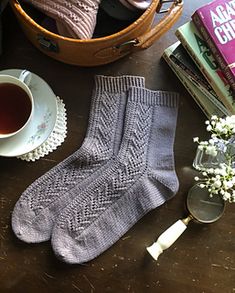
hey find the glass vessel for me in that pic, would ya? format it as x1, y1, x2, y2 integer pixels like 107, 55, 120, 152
193, 138, 235, 171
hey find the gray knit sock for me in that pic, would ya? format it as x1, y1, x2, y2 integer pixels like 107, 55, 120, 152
51, 87, 179, 264
11, 76, 145, 243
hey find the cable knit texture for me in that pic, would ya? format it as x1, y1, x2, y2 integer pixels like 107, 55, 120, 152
11, 76, 145, 243
51, 87, 179, 264
23, 0, 101, 39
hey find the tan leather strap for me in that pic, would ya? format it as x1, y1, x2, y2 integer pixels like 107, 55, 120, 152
135, 0, 183, 50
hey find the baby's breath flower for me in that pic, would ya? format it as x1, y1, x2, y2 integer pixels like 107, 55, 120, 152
208, 168, 215, 174
205, 145, 217, 156
223, 192, 231, 200
207, 125, 212, 131
211, 115, 218, 120
213, 180, 222, 188
193, 115, 235, 203
198, 145, 204, 151
223, 181, 233, 190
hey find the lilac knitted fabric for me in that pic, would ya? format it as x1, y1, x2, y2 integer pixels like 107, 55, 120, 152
51, 87, 179, 264
11, 76, 145, 243
23, 0, 101, 39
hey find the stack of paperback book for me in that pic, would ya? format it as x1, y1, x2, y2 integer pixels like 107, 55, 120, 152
163, 0, 235, 118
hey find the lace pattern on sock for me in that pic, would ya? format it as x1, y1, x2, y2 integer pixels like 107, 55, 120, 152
59, 102, 153, 233
21, 92, 121, 214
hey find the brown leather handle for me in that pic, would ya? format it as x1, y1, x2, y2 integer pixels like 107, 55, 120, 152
135, 0, 183, 50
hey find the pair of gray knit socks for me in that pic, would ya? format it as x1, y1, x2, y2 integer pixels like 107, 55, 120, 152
12, 75, 179, 264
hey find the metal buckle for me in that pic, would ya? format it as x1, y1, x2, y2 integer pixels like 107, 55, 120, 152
157, 0, 183, 14
37, 35, 59, 53
115, 40, 139, 50
115, 39, 139, 54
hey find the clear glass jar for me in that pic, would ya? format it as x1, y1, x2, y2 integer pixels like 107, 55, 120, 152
193, 138, 235, 171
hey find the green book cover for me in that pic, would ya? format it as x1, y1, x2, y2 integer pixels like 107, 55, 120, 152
163, 41, 228, 118
175, 21, 235, 114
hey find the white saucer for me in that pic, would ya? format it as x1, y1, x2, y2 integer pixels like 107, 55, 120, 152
0, 69, 57, 157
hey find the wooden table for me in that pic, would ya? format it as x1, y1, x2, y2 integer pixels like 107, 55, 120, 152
1, 1, 234, 292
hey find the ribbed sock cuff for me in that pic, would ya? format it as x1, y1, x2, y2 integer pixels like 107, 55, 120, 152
95, 75, 145, 93
128, 87, 179, 107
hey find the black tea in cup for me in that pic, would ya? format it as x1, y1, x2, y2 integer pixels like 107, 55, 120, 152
0, 83, 32, 135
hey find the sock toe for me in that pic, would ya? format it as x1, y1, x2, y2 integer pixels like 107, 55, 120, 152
51, 227, 89, 264
11, 202, 52, 243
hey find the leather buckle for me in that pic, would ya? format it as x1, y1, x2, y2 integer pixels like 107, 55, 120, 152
157, 0, 183, 14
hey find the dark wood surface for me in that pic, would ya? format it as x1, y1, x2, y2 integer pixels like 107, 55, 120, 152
1, 1, 235, 292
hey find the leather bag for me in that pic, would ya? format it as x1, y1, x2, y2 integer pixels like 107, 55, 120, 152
10, 0, 183, 66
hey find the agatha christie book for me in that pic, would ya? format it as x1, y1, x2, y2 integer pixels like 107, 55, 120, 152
192, 0, 235, 92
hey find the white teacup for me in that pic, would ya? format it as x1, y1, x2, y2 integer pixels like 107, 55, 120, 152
0, 70, 34, 139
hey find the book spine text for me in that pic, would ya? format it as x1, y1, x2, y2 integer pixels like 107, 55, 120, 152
192, 11, 235, 92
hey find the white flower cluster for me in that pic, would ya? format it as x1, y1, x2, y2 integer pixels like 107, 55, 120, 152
193, 115, 235, 203
205, 115, 235, 139
195, 163, 235, 202
193, 137, 218, 157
